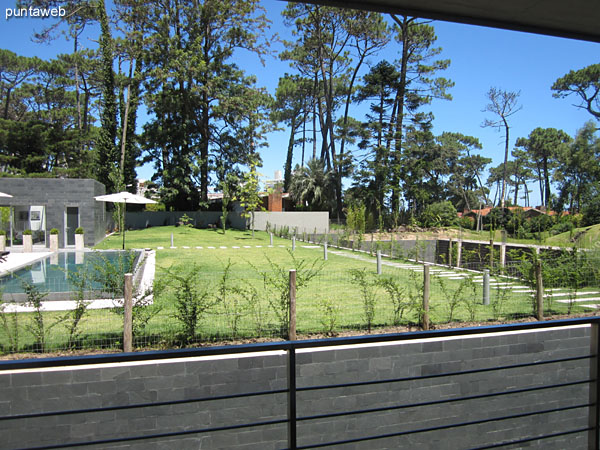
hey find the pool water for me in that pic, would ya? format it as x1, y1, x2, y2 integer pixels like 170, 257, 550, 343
0, 251, 141, 298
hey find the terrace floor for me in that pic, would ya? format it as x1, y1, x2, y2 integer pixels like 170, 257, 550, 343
0, 250, 52, 275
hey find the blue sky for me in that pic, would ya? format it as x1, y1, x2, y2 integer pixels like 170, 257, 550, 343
1, 0, 598, 206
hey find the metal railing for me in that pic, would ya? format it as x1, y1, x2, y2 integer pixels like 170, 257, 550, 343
1, 317, 599, 449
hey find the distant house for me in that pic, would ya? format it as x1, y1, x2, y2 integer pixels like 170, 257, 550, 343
207, 192, 295, 212
0, 178, 107, 248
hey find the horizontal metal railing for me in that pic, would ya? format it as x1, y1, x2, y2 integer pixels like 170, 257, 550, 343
1, 317, 599, 450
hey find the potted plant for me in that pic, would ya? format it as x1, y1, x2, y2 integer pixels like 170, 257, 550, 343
23, 229, 33, 252
49, 228, 59, 252
75, 227, 85, 250
0, 230, 5, 252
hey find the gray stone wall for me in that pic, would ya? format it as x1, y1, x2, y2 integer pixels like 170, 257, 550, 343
124, 211, 330, 235
0, 325, 593, 449
253, 211, 329, 234
0, 178, 106, 247
125, 211, 247, 230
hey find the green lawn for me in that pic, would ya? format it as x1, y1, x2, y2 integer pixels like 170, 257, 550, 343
1, 226, 598, 355
544, 223, 600, 249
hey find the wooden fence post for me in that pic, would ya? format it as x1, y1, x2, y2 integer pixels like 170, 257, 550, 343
483, 269, 490, 305
415, 236, 420, 263
500, 230, 507, 267
289, 270, 297, 340
536, 260, 544, 320
123, 273, 133, 352
422, 265, 430, 330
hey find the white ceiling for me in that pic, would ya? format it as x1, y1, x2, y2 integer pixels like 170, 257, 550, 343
294, 0, 600, 43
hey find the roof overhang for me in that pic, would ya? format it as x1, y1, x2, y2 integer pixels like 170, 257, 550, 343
292, 0, 600, 43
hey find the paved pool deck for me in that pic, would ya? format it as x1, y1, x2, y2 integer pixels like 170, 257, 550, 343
0, 248, 156, 312
0, 249, 52, 275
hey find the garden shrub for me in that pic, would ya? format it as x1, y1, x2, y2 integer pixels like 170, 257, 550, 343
22, 281, 62, 352
251, 249, 323, 338
317, 298, 340, 336
420, 201, 458, 228
350, 269, 378, 332
161, 264, 215, 343
459, 216, 475, 230
346, 202, 366, 234
378, 276, 411, 325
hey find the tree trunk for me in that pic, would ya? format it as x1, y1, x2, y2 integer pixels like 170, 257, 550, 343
499, 116, 509, 211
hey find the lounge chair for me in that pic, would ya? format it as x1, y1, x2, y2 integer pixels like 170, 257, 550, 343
0, 251, 9, 262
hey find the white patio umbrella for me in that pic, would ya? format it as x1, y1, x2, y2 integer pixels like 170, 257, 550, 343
94, 191, 156, 249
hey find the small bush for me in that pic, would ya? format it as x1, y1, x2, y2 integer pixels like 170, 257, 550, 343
75, 227, 84, 234
50, 228, 59, 235
350, 269, 378, 332
420, 202, 458, 228
23, 229, 32, 236
459, 216, 475, 230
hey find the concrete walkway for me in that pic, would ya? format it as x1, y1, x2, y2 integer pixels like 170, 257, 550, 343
0, 251, 52, 275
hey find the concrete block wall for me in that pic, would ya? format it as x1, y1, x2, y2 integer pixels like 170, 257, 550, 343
125, 211, 247, 231
253, 211, 330, 234
0, 351, 289, 450
294, 325, 592, 449
0, 178, 106, 248
0, 325, 594, 449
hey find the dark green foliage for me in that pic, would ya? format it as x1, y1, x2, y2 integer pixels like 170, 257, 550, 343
96, 0, 119, 192
555, 121, 600, 217
583, 198, 600, 226
346, 202, 366, 234
289, 159, 336, 211
420, 201, 458, 228
552, 64, 600, 121
484, 207, 513, 231
514, 127, 571, 209
142, 0, 271, 210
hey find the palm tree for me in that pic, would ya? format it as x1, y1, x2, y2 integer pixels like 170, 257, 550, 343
289, 158, 335, 211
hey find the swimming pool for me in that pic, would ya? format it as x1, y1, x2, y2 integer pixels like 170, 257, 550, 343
0, 250, 142, 301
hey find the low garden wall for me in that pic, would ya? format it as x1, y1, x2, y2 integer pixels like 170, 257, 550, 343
0, 321, 594, 449
125, 211, 247, 230
124, 211, 329, 234
253, 211, 329, 234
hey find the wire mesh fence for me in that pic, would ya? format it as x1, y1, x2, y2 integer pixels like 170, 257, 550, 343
1, 248, 599, 356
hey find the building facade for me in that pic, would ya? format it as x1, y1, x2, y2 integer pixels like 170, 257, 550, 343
0, 178, 106, 248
